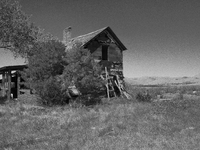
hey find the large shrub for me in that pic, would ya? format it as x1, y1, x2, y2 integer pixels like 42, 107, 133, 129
61, 43, 106, 105
35, 77, 69, 106
23, 40, 69, 105
24, 41, 106, 106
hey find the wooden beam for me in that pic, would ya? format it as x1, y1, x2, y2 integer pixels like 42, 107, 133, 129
2, 72, 6, 97
7, 70, 11, 100
17, 72, 20, 99
105, 67, 110, 100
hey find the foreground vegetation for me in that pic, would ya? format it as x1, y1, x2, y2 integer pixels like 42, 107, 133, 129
1, 86, 200, 150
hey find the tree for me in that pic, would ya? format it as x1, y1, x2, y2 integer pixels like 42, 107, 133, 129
0, 0, 43, 57
61, 43, 106, 105
26, 40, 66, 79
23, 40, 68, 105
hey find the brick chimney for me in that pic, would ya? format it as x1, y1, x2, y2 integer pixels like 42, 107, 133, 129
63, 26, 72, 46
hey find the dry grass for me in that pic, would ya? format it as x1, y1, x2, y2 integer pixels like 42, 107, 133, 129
0, 88, 200, 149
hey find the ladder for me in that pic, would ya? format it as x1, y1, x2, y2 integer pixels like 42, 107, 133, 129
107, 77, 116, 98
114, 75, 132, 99
101, 67, 132, 100
101, 67, 116, 99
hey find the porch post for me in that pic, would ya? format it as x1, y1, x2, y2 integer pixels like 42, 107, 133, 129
2, 72, 6, 97
17, 72, 20, 98
7, 70, 11, 100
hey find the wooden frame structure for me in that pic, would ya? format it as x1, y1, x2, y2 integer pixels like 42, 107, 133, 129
64, 26, 127, 79
64, 26, 132, 99
0, 65, 27, 100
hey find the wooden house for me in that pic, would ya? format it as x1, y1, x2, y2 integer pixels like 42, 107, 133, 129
63, 26, 127, 79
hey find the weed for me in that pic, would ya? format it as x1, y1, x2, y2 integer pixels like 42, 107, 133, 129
136, 92, 152, 102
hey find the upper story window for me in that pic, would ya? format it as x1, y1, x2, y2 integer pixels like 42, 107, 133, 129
102, 45, 108, 60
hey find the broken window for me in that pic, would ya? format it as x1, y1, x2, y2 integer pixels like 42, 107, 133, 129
102, 45, 108, 60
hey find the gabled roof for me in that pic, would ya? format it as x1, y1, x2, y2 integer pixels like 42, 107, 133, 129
65, 26, 127, 51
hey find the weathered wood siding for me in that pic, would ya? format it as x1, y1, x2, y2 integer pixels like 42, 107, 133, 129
87, 36, 123, 77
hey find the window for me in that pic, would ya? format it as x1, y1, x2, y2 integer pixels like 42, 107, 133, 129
102, 45, 108, 60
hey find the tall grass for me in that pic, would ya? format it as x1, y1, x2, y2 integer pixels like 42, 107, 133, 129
125, 82, 200, 100
1, 87, 200, 149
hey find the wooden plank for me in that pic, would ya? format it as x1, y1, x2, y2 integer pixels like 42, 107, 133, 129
105, 67, 110, 100
17, 72, 20, 98
7, 70, 11, 100
2, 72, 6, 97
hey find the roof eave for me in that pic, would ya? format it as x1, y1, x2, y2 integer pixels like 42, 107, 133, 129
83, 26, 127, 51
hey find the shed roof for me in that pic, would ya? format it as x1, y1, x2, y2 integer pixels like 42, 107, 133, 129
0, 65, 27, 74
65, 26, 127, 51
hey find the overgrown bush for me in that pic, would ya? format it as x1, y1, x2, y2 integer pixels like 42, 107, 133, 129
136, 92, 152, 102
23, 41, 106, 106
23, 40, 67, 106
0, 96, 7, 104
61, 43, 106, 106
35, 77, 69, 106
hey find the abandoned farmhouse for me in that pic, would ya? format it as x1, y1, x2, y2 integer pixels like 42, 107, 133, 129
0, 26, 128, 100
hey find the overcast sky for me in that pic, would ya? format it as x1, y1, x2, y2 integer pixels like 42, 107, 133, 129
1, 0, 200, 78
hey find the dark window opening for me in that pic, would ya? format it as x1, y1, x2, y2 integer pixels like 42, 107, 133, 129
102, 45, 108, 60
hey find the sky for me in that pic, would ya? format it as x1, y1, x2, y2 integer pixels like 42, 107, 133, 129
1, 0, 200, 78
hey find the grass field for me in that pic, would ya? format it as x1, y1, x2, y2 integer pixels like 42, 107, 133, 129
1, 86, 200, 150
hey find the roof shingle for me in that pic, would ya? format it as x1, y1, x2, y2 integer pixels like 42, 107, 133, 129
65, 27, 127, 51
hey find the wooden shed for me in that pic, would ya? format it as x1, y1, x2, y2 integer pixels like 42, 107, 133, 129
0, 65, 27, 100
63, 26, 127, 79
